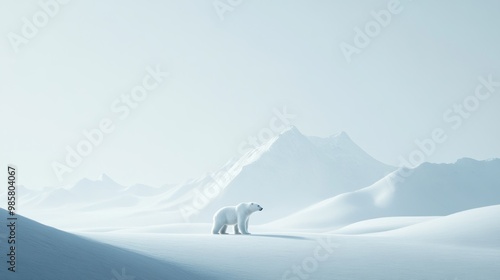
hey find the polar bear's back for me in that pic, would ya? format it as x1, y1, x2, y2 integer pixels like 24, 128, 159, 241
213, 206, 238, 225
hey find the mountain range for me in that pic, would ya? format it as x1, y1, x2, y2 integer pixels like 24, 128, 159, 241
271, 157, 500, 230
16, 127, 500, 231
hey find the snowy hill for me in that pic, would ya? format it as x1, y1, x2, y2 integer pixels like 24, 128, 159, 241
332, 216, 437, 234
375, 204, 500, 248
19, 126, 395, 228
271, 158, 500, 230
0, 208, 210, 280
82, 205, 500, 280
180, 126, 395, 223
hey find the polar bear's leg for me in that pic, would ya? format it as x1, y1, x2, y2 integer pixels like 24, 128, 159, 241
246, 218, 249, 233
238, 218, 248, 234
238, 217, 251, 234
234, 225, 241, 234
220, 225, 228, 234
212, 221, 224, 234
244, 218, 251, 234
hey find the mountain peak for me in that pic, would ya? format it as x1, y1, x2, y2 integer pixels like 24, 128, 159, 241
252, 125, 309, 158
328, 131, 353, 144
455, 157, 479, 165
279, 125, 302, 136
69, 173, 124, 193
98, 173, 113, 182
330, 130, 349, 139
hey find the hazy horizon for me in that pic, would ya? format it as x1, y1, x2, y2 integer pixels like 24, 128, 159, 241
1, 0, 500, 188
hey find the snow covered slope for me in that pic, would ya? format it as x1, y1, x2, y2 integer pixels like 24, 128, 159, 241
375, 204, 500, 248
0, 208, 211, 280
271, 158, 500, 230
333, 216, 437, 234
3, 204, 498, 280
19, 126, 394, 228
180, 126, 395, 223
82, 205, 500, 280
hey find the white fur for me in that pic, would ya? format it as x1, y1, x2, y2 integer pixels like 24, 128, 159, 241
211, 202, 263, 234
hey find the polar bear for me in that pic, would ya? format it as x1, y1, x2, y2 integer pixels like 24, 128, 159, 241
212, 202, 263, 235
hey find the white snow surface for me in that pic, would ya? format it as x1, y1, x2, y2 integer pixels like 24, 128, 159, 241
0, 208, 212, 280
270, 158, 500, 230
332, 216, 437, 234
76, 205, 500, 280
17, 127, 395, 229
3, 128, 499, 279
2, 205, 499, 279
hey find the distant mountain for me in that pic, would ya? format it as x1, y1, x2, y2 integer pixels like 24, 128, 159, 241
20, 174, 165, 209
184, 126, 395, 223
19, 126, 395, 229
271, 158, 500, 230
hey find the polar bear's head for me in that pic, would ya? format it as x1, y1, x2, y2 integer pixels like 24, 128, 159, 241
248, 202, 263, 212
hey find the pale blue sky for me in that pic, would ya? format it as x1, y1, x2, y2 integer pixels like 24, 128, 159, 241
1, 0, 500, 188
